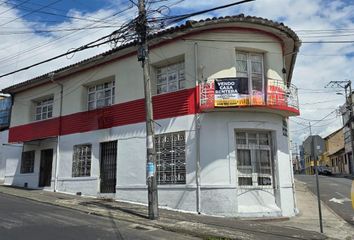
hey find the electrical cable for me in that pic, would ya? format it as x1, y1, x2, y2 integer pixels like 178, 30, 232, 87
0, 19, 137, 78
0, 0, 63, 27
0, 4, 136, 65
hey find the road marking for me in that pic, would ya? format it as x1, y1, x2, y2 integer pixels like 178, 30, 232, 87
329, 197, 351, 204
335, 192, 349, 198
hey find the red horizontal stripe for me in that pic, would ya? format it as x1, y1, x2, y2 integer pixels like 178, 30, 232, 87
9, 88, 198, 142
8, 87, 298, 143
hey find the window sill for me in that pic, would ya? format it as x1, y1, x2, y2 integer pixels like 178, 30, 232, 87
237, 186, 274, 190
19, 172, 35, 175
58, 176, 98, 181
32, 117, 54, 123
154, 88, 188, 96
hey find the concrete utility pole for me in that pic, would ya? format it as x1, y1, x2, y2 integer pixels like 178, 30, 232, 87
136, 0, 159, 220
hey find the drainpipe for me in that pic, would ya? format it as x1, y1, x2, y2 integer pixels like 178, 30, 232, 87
283, 54, 298, 214
50, 73, 63, 192
194, 42, 201, 214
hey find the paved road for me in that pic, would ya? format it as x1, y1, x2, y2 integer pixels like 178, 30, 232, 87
296, 175, 354, 225
0, 193, 199, 240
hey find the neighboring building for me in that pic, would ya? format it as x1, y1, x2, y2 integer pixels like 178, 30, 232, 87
340, 95, 354, 174
0, 16, 301, 217
291, 144, 300, 174
303, 135, 325, 175
0, 130, 22, 183
323, 128, 348, 174
299, 145, 305, 173
0, 95, 15, 182
0, 94, 11, 130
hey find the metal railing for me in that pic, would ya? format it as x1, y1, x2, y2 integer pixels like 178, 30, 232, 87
199, 78, 299, 112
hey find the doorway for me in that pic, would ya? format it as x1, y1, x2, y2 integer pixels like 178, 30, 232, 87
100, 141, 117, 193
39, 149, 53, 187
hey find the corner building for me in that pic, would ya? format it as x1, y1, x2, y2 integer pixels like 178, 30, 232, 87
2, 15, 301, 217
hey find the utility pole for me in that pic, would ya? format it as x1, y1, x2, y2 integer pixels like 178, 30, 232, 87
136, 0, 159, 220
309, 122, 323, 233
326, 80, 354, 176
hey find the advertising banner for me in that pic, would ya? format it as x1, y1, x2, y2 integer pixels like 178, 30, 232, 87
214, 78, 250, 107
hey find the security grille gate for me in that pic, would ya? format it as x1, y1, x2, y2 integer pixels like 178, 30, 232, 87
100, 141, 117, 193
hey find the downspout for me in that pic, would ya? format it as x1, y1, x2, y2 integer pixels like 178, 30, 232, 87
50, 73, 63, 192
194, 42, 201, 214
283, 53, 298, 214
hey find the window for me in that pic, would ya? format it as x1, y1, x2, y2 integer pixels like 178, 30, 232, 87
0, 97, 11, 127
72, 144, 92, 177
20, 151, 35, 173
155, 131, 186, 184
88, 80, 115, 110
235, 131, 273, 187
156, 62, 185, 94
35, 97, 53, 121
236, 51, 264, 95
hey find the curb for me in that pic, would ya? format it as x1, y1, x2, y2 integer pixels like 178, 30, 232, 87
0, 186, 328, 240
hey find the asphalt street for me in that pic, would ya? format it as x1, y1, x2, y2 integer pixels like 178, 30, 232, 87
0, 193, 199, 240
296, 175, 354, 225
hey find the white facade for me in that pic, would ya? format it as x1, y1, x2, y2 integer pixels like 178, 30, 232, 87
0, 130, 22, 184
0, 17, 300, 217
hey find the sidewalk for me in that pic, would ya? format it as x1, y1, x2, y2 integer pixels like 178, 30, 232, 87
0, 184, 350, 240
268, 180, 354, 240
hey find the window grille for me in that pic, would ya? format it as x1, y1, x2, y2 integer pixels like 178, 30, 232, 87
88, 80, 115, 110
236, 51, 264, 96
156, 62, 185, 94
155, 131, 186, 184
72, 144, 92, 177
35, 97, 53, 121
235, 131, 273, 187
20, 151, 35, 173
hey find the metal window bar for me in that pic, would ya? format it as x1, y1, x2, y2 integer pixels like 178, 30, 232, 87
155, 131, 186, 184
20, 151, 35, 173
72, 144, 92, 177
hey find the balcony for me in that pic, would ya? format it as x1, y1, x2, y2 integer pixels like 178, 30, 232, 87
199, 78, 299, 116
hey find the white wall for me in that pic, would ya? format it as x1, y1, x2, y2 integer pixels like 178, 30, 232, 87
10, 29, 284, 128
0, 130, 22, 184
6, 26, 296, 217
199, 112, 295, 217
4, 138, 57, 189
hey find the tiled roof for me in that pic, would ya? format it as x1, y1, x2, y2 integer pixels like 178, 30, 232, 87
2, 14, 300, 93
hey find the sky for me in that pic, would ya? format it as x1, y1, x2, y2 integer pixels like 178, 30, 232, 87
0, 0, 353, 149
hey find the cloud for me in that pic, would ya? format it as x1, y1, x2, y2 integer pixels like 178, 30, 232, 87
1, 0, 353, 147
0, 1, 136, 89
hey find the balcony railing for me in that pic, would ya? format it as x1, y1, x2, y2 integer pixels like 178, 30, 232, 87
199, 78, 299, 114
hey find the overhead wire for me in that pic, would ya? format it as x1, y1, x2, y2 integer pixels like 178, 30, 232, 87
0, 18, 137, 78
0, 3, 136, 66
0, 0, 256, 78
0, 0, 64, 27
1, 0, 121, 24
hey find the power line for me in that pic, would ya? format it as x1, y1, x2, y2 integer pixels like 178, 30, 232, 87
0, 19, 136, 78
0, 4, 135, 65
1, 0, 121, 24
0, 25, 120, 35
0, 0, 31, 16
0, 0, 257, 79
0, 0, 63, 27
